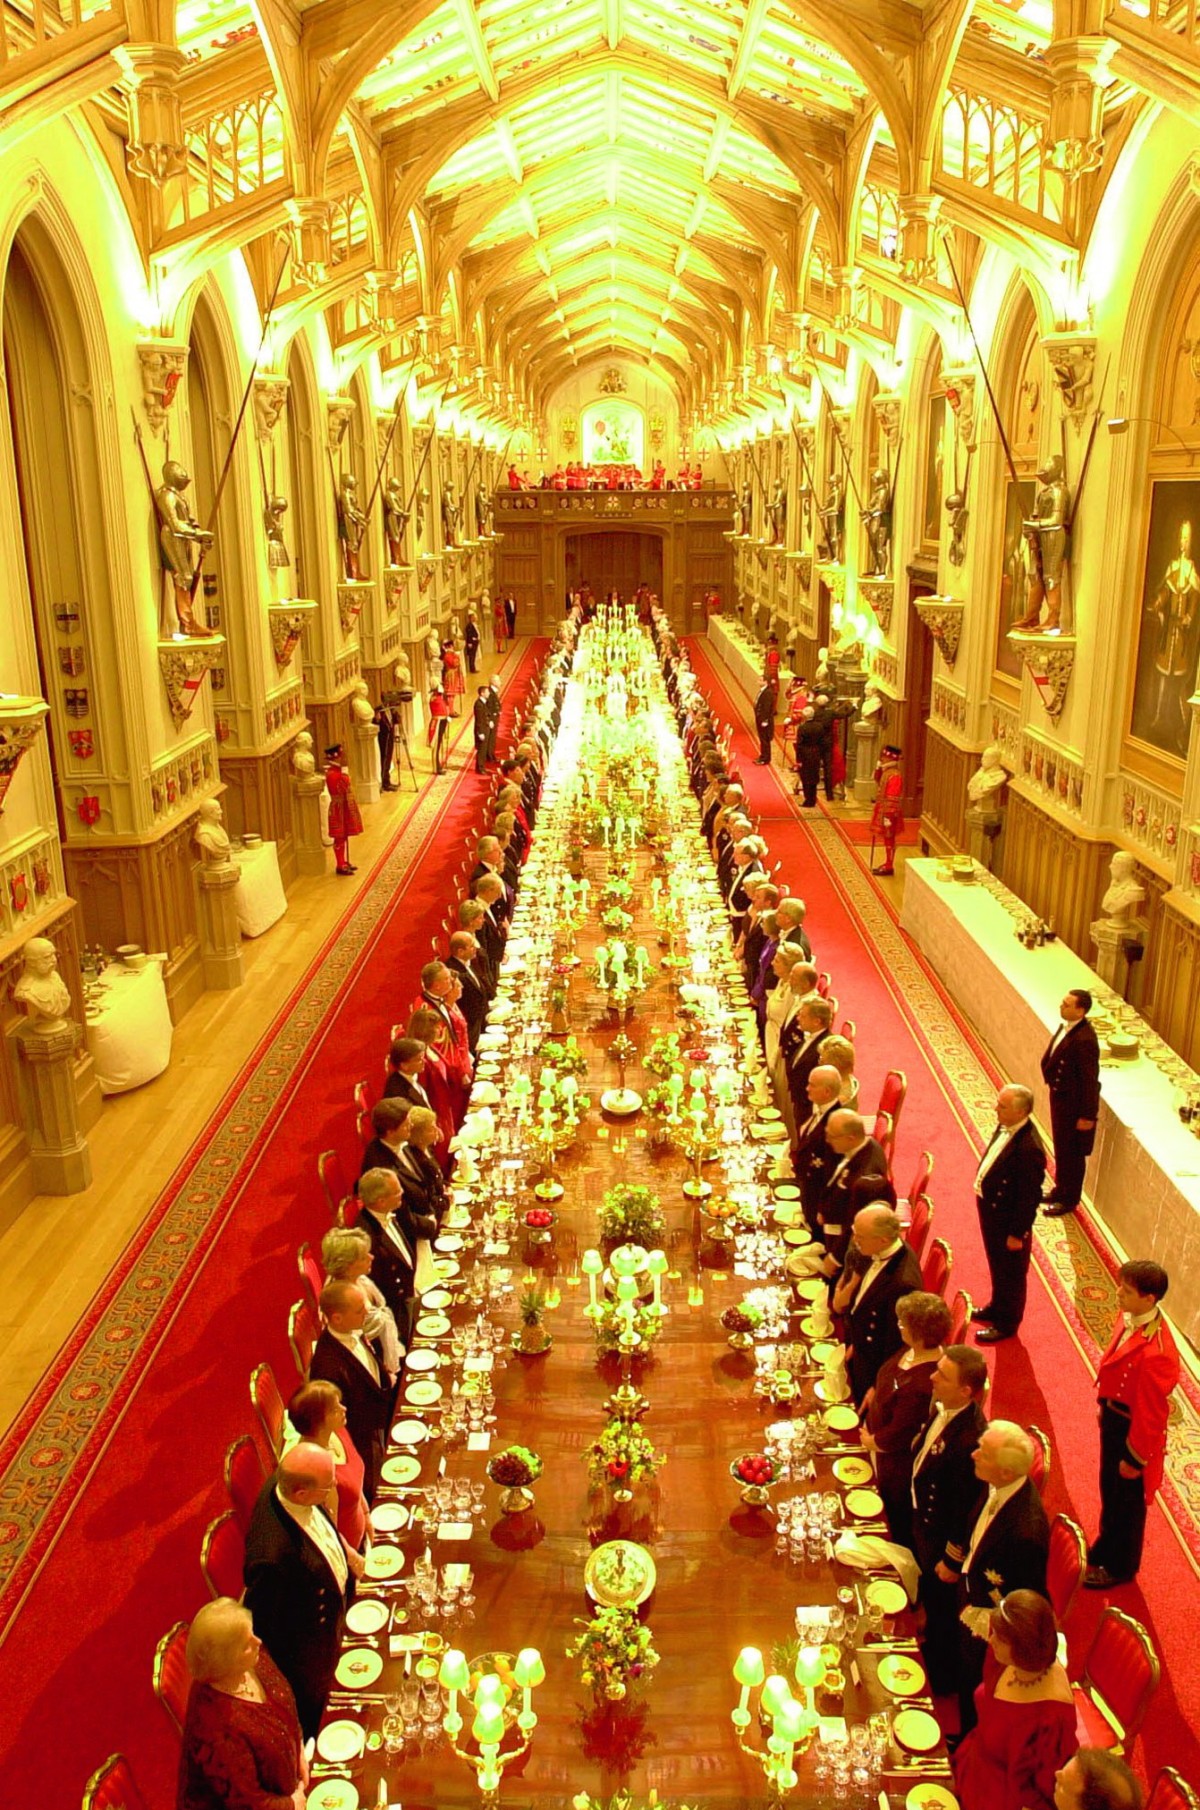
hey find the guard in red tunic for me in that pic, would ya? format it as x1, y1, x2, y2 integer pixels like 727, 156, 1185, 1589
870, 743, 904, 876
325, 744, 363, 876
427, 686, 452, 774
1085, 1258, 1180, 1589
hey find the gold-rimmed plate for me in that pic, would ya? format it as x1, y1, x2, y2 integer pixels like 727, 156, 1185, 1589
892, 1708, 941, 1752
335, 1648, 383, 1687
878, 1653, 927, 1697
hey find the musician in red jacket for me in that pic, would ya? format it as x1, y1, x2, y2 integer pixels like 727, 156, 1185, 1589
325, 744, 362, 877
1085, 1259, 1180, 1589
870, 744, 904, 876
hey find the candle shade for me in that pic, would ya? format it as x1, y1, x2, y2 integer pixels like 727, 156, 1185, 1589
645, 1249, 669, 1277
514, 1648, 545, 1688
774, 1696, 806, 1741
794, 1645, 824, 1689
472, 1703, 506, 1745
760, 1674, 791, 1719
615, 1275, 639, 1304
439, 1649, 470, 1692
733, 1647, 765, 1688
581, 1249, 604, 1276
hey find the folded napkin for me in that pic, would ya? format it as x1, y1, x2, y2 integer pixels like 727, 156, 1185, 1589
833, 1532, 919, 1602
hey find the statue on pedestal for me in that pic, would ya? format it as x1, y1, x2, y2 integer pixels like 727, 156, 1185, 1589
734, 477, 752, 538
350, 677, 376, 727
1099, 850, 1146, 928
13, 937, 72, 1033
442, 480, 460, 548
264, 494, 291, 570
967, 745, 1008, 810
863, 467, 892, 576
383, 478, 409, 565
767, 478, 787, 545
194, 797, 233, 866
474, 485, 489, 539
336, 473, 367, 580
156, 462, 212, 637
945, 488, 969, 567
819, 471, 845, 564
292, 730, 316, 778
1012, 455, 1069, 633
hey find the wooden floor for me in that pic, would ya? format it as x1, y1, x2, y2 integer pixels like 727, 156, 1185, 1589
0, 643, 515, 1441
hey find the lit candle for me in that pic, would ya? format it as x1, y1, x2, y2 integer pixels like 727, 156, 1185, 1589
439, 1648, 470, 1737
732, 1646, 765, 1728
645, 1248, 669, 1315
582, 1248, 603, 1315
513, 1647, 545, 1733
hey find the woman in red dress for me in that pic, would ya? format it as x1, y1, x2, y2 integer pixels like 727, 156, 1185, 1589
285, 1380, 370, 1554
493, 592, 509, 653
324, 744, 362, 876
953, 1591, 1077, 1810
441, 640, 465, 715
178, 1598, 305, 1810
859, 1290, 950, 1546
407, 1006, 463, 1149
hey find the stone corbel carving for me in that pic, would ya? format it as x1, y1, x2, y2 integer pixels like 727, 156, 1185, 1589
944, 369, 978, 451
1007, 630, 1076, 719
898, 194, 943, 286
286, 197, 331, 289
1043, 37, 1115, 181
268, 600, 317, 669
787, 552, 813, 592
337, 581, 372, 638
137, 342, 188, 434
253, 377, 289, 440
115, 44, 187, 186
858, 578, 895, 638
914, 595, 965, 668
1042, 330, 1097, 425
158, 635, 227, 728
873, 394, 901, 448
326, 397, 356, 456
0, 696, 51, 813
416, 555, 438, 594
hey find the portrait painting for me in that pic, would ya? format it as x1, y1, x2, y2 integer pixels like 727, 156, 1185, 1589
1129, 478, 1200, 763
922, 394, 946, 546
995, 478, 1035, 681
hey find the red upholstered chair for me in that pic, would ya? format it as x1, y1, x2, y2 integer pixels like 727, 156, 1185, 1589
948, 1287, 973, 1347
353, 1078, 374, 1119
152, 1620, 192, 1739
816, 971, 832, 998
1146, 1769, 1200, 1810
920, 1236, 952, 1299
82, 1754, 149, 1810
200, 1510, 245, 1601
1047, 1513, 1088, 1631
1028, 1424, 1052, 1495
288, 1298, 320, 1380
225, 1432, 266, 1535
1072, 1607, 1161, 1755
339, 1192, 361, 1230
871, 1111, 894, 1170
317, 1149, 352, 1225
250, 1361, 286, 1462
898, 1150, 935, 1216
876, 1069, 908, 1150
840, 1019, 856, 1043
297, 1241, 323, 1317
905, 1194, 933, 1263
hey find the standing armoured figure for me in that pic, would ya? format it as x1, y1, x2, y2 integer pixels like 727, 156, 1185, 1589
264, 494, 290, 570
474, 485, 489, 539
336, 473, 367, 581
739, 477, 753, 537
1146, 519, 1199, 753
945, 489, 968, 567
863, 467, 892, 576
442, 480, 460, 548
383, 477, 409, 565
1012, 456, 1069, 633
819, 470, 845, 564
157, 461, 212, 636
767, 478, 787, 545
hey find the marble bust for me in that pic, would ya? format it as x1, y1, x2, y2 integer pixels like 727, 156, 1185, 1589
194, 797, 233, 865
292, 730, 316, 777
14, 936, 72, 1032
393, 652, 412, 691
350, 677, 375, 725
968, 745, 1008, 807
860, 682, 884, 721
1100, 851, 1146, 926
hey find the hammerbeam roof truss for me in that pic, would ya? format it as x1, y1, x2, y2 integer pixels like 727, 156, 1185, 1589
162, 0, 1079, 412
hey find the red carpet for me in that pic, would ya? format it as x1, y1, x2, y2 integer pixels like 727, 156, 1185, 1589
688, 635, 1200, 1786
0, 642, 547, 1807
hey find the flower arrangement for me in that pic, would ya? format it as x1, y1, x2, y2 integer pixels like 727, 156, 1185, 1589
598, 1183, 664, 1248
602, 874, 634, 906
585, 1418, 664, 1490
538, 1035, 588, 1076
644, 1031, 683, 1077
602, 904, 634, 936
567, 1605, 659, 1700
572, 1797, 700, 1810
487, 1444, 543, 1488
592, 1299, 663, 1356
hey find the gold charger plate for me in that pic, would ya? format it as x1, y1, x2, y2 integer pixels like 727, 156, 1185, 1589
335, 1647, 383, 1688
308, 1779, 359, 1810
772, 1201, 802, 1227
404, 1378, 444, 1405
434, 1233, 464, 1252
381, 1453, 422, 1485
584, 1539, 657, 1607
405, 1349, 440, 1372
389, 1418, 428, 1444
845, 1487, 885, 1518
773, 1183, 801, 1200
345, 1598, 390, 1635
866, 1578, 909, 1615
420, 1286, 452, 1308
832, 1455, 873, 1485
783, 1227, 812, 1246
315, 1721, 365, 1764
371, 1502, 410, 1533
878, 1653, 927, 1697
364, 1545, 405, 1579
905, 1786, 958, 1810
416, 1313, 451, 1337
750, 1120, 789, 1140
893, 1708, 941, 1753
822, 1404, 859, 1431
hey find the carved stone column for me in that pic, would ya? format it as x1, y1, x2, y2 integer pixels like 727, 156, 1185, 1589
195, 860, 244, 990
1090, 915, 1147, 992
350, 718, 381, 805
852, 715, 882, 806
13, 1019, 92, 1194
291, 772, 328, 878
966, 802, 1005, 867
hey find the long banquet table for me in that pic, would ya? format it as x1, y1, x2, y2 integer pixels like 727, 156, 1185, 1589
310, 623, 951, 1807
901, 857, 1200, 1345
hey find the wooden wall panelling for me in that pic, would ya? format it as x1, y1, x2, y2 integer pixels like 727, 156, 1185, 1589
217, 748, 299, 888
64, 818, 203, 1019
920, 725, 974, 856
1002, 794, 1113, 956
304, 700, 352, 763
1147, 891, 1200, 1070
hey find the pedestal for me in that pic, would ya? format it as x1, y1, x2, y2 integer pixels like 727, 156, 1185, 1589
966, 803, 1004, 867
291, 773, 328, 878
195, 860, 244, 990
13, 1019, 92, 1193
350, 717, 381, 804
852, 716, 881, 805
1090, 916, 1147, 992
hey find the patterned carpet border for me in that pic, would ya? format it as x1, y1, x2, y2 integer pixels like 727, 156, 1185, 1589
690, 636, 1200, 1568
0, 642, 542, 1639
